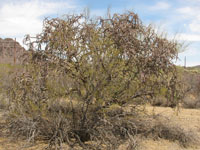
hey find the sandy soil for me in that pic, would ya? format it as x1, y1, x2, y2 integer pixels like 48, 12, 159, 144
139, 106, 200, 150
0, 107, 200, 150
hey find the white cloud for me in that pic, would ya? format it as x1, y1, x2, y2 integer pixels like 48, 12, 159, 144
0, 0, 77, 44
176, 59, 200, 67
176, 58, 200, 67
149, 2, 170, 11
179, 47, 199, 56
176, 7, 193, 15
176, 6, 200, 19
189, 21, 200, 33
182, 0, 200, 3
178, 33, 200, 41
176, 48, 200, 66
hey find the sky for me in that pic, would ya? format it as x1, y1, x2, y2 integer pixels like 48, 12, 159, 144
0, 0, 200, 66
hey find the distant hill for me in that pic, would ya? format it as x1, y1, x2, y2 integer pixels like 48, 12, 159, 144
187, 65, 200, 69
0, 38, 25, 64
186, 65, 200, 73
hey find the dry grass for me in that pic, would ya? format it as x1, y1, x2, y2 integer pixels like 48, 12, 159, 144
1, 106, 200, 150
139, 139, 198, 150
138, 106, 200, 150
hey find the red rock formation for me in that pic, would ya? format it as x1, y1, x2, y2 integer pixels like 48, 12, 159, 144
0, 38, 25, 64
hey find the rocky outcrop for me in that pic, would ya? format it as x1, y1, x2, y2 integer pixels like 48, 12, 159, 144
0, 38, 25, 64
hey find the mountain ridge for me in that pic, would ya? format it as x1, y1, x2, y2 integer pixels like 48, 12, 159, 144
0, 38, 25, 64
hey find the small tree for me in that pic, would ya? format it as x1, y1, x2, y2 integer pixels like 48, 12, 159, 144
7, 11, 182, 149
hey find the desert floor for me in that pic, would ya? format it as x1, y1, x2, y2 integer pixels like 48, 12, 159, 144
0, 106, 200, 150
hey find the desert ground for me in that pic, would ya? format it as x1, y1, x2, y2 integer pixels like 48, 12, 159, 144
0, 106, 200, 150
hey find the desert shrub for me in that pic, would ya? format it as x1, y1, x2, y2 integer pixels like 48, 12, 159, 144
6, 101, 140, 150
132, 115, 198, 147
179, 69, 200, 109
149, 66, 187, 108
0, 94, 9, 110
151, 96, 169, 107
151, 95, 179, 108
182, 94, 200, 109
151, 118, 197, 147
4, 11, 182, 149
0, 64, 20, 110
